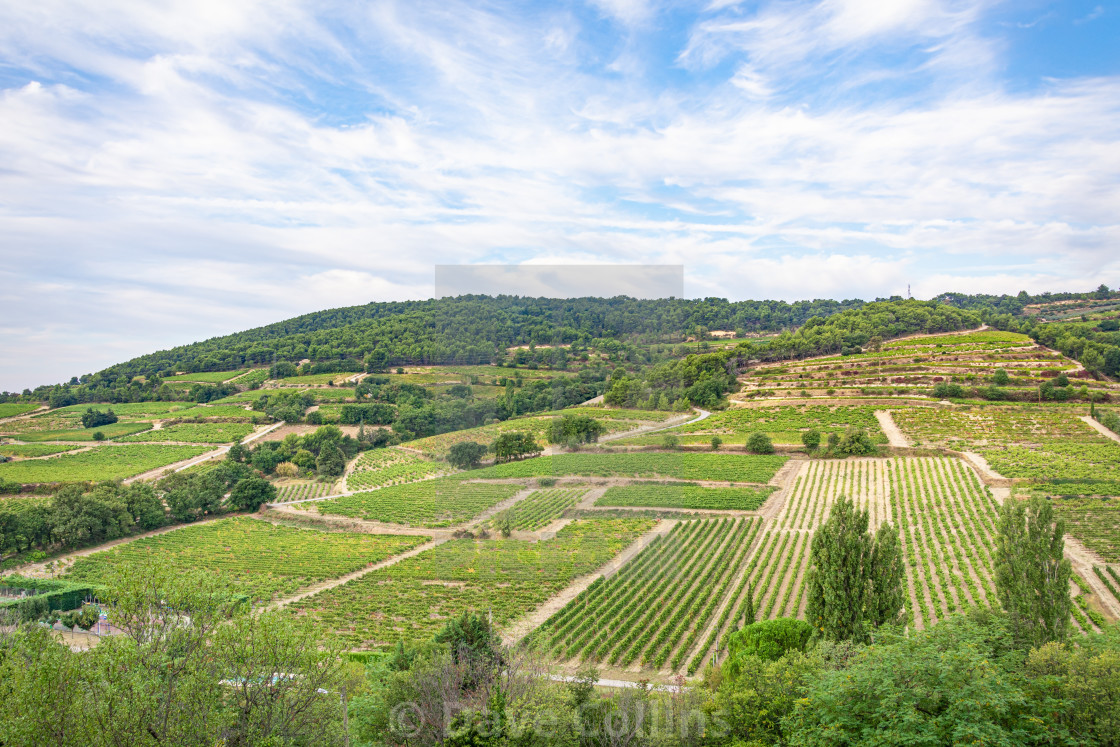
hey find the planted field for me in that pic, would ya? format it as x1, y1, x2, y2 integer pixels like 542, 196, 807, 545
0, 444, 210, 483
731, 457, 1001, 636
893, 406, 1120, 495
64, 516, 426, 603
0, 403, 41, 418
619, 405, 884, 445
164, 369, 249, 383
40, 401, 190, 419
406, 412, 647, 458
345, 448, 450, 492
736, 329, 1101, 401
1, 422, 153, 442
533, 517, 761, 674
488, 488, 588, 531
170, 404, 258, 420
119, 422, 255, 444
0, 443, 84, 458
1050, 497, 1120, 562
472, 453, 787, 483
315, 477, 521, 527
277, 373, 357, 386
596, 483, 773, 510
287, 518, 653, 648
275, 481, 336, 503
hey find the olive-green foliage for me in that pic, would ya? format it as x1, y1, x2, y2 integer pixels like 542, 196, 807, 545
727, 618, 813, 664
995, 495, 1072, 648
746, 432, 774, 454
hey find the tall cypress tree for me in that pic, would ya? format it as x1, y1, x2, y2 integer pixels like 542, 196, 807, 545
806, 496, 904, 642
996, 495, 1071, 647
868, 522, 905, 628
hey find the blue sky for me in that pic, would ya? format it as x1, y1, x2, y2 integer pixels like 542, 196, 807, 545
0, 0, 1118, 390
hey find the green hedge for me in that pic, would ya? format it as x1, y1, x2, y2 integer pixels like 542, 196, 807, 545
0, 575, 100, 620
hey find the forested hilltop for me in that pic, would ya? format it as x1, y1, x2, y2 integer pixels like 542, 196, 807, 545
82, 296, 864, 380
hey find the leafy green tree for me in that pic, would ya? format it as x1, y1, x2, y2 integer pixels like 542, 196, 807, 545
727, 618, 813, 664
80, 408, 117, 428
449, 441, 487, 470
834, 427, 875, 456
227, 476, 276, 512
491, 432, 540, 462
91, 431, 106, 442
661, 433, 680, 450
746, 432, 774, 454
993, 368, 1011, 386
316, 444, 346, 477
995, 495, 1071, 648
805, 497, 903, 642
785, 610, 1063, 746
801, 429, 821, 451
710, 435, 722, 451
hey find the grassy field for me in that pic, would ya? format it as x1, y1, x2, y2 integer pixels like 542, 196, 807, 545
64, 516, 427, 603
286, 518, 653, 648
118, 422, 256, 444
0, 444, 210, 483
0, 403, 42, 418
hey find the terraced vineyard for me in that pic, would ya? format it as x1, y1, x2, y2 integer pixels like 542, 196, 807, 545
314, 477, 522, 527
893, 405, 1120, 495
345, 448, 450, 491
0, 443, 210, 483
287, 518, 653, 647
534, 517, 761, 674
274, 481, 336, 503
616, 405, 885, 446
163, 369, 249, 383
596, 483, 773, 510
536, 457, 1006, 675
737, 329, 1104, 401
64, 516, 426, 603
119, 422, 255, 444
473, 453, 788, 482
171, 404, 258, 420
1, 422, 153, 442
487, 488, 588, 531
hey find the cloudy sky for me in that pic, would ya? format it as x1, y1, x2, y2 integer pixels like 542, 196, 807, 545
1, 0, 1118, 390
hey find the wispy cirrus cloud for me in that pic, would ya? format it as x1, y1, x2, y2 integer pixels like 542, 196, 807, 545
0, 0, 1118, 389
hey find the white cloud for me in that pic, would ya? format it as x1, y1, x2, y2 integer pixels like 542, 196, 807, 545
0, 0, 1117, 389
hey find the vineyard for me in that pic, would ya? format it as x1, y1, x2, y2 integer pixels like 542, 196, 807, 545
0, 422, 153, 442
64, 516, 426, 603
1050, 497, 1120, 561
472, 453, 788, 483
286, 518, 653, 647
487, 488, 588, 531
892, 406, 1120, 495
0, 444, 210, 483
345, 448, 451, 491
0, 443, 84, 458
736, 329, 1105, 401
274, 481, 336, 503
314, 477, 522, 527
596, 483, 773, 511
163, 369, 249, 383
119, 422, 256, 444
171, 404, 258, 420
617, 405, 885, 446
532, 517, 761, 674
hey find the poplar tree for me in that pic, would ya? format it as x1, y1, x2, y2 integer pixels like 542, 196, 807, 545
996, 495, 1071, 647
805, 496, 904, 642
